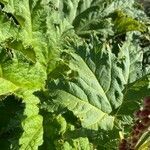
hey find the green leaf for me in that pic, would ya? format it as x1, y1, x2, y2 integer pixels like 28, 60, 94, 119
43, 33, 148, 147
0, 78, 18, 96
0, 0, 54, 65
2, 39, 36, 63
111, 10, 146, 34
119, 74, 150, 116
59, 0, 114, 37
0, 0, 149, 149
39, 111, 94, 150
49, 0, 147, 38
114, 74, 150, 141
55, 137, 93, 150
48, 89, 114, 130
16, 91, 43, 150
0, 10, 19, 41
0, 57, 46, 91
45, 38, 141, 130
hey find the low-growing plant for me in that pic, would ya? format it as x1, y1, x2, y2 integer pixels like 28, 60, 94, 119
0, 0, 150, 150
119, 96, 150, 150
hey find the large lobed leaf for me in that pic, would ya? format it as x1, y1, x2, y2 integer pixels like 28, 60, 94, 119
0, 0, 49, 149
44, 34, 150, 148
0, 0, 149, 149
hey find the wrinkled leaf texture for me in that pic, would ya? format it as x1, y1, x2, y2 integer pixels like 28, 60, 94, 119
0, 0, 150, 150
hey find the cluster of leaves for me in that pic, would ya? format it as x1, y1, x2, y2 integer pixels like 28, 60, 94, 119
0, 0, 150, 150
119, 96, 150, 150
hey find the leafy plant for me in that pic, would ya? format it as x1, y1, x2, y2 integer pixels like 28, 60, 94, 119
0, 0, 150, 150
119, 96, 150, 150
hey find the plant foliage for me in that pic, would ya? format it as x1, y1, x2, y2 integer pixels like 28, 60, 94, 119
0, 0, 150, 150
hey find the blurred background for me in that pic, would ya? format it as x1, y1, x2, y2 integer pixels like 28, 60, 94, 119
138, 0, 150, 16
